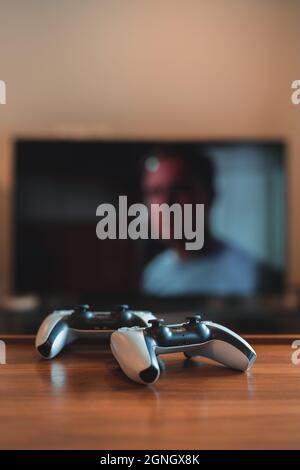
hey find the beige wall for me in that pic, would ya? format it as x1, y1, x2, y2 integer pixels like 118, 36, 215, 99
0, 0, 300, 293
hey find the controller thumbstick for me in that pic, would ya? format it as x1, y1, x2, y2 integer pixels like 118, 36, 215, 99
186, 315, 202, 324
115, 304, 129, 312
186, 314, 209, 341
79, 304, 90, 312
75, 304, 93, 319
148, 319, 164, 328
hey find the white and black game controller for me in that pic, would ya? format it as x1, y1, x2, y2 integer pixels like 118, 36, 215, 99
36, 304, 156, 359
110, 315, 257, 384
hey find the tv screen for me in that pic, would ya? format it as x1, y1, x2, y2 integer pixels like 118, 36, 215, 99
14, 139, 286, 301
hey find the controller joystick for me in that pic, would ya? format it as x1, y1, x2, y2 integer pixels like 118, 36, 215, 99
111, 317, 257, 385
113, 304, 132, 322
74, 304, 93, 319
36, 304, 157, 359
148, 319, 165, 328
78, 304, 90, 313
184, 315, 210, 344
114, 304, 129, 313
186, 315, 202, 323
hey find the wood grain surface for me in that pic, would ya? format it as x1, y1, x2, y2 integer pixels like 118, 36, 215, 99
0, 336, 299, 450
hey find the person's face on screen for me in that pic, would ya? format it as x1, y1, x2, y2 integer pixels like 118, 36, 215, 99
143, 154, 212, 251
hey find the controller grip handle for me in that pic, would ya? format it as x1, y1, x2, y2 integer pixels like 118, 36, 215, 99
184, 321, 257, 371
184, 340, 255, 371
36, 314, 73, 359
111, 329, 160, 384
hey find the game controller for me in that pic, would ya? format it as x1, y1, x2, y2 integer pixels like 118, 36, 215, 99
110, 315, 257, 384
36, 304, 157, 359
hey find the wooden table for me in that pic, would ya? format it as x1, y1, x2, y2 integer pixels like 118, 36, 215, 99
0, 336, 299, 450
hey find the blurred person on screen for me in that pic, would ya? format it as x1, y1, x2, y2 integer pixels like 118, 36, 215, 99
141, 144, 281, 296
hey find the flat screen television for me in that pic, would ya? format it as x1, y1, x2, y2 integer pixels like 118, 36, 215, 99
14, 139, 286, 307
